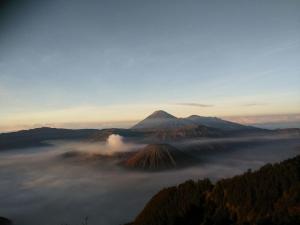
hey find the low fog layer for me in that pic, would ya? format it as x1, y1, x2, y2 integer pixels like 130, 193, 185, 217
0, 135, 299, 225
50, 134, 143, 157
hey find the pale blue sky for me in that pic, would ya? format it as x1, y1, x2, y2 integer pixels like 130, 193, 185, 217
0, 0, 299, 131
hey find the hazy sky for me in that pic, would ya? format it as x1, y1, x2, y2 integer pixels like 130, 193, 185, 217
0, 0, 300, 131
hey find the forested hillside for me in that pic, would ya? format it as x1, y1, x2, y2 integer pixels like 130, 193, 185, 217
127, 155, 300, 225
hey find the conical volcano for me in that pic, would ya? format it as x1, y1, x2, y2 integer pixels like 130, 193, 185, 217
146, 110, 176, 119
131, 110, 191, 130
123, 144, 195, 171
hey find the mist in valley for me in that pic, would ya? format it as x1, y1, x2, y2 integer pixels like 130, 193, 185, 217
0, 135, 299, 225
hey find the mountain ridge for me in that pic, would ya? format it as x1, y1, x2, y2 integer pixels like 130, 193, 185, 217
1, 110, 299, 151
131, 110, 190, 130
131, 110, 259, 131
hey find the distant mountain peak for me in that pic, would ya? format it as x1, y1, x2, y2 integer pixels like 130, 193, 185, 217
147, 110, 177, 119
131, 110, 260, 132
131, 110, 180, 130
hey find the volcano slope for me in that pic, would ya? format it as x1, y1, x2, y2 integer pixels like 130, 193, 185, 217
122, 144, 196, 171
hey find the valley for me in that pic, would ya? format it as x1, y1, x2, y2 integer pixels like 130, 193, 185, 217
0, 111, 299, 225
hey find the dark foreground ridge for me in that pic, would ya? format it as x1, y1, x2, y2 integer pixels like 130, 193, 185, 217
0, 217, 12, 225
126, 154, 300, 225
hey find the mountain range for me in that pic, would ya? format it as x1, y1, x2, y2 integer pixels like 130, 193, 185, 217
131, 110, 257, 131
0, 127, 98, 150
0, 110, 299, 151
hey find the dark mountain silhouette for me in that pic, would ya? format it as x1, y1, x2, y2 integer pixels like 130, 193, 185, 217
131, 110, 193, 130
131, 110, 260, 132
131, 110, 225, 140
0, 127, 98, 150
0, 217, 12, 225
132, 111, 300, 140
122, 144, 196, 171
146, 124, 223, 141
143, 110, 177, 120
186, 115, 257, 131
272, 128, 300, 136
126, 154, 300, 225
1, 111, 298, 151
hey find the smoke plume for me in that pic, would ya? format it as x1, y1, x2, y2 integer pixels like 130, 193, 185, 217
106, 134, 125, 151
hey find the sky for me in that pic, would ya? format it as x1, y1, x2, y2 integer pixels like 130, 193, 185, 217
0, 0, 300, 132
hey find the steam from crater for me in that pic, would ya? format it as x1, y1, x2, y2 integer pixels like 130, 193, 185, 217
105, 134, 140, 154
106, 134, 125, 151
